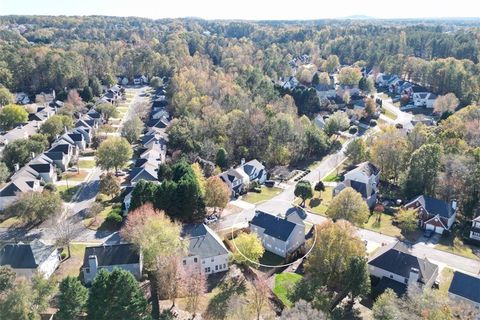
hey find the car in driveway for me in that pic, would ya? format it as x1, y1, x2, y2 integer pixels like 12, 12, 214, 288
204, 215, 218, 224
423, 229, 434, 238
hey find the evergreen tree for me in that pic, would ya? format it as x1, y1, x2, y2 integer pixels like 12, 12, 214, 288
215, 148, 229, 170
56, 276, 89, 320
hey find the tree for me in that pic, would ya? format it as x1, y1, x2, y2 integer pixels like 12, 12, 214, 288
0, 280, 33, 320
31, 274, 56, 315
95, 136, 132, 172
0, 162, 10, 183
191, 162, 206, 196
89, 76, 103, 96
0, 86, 14, 106
232, 232, 264, 266
280, 300, 327, 320
150, 76, 163, 88
157, 163, 172, 182
205, 176, 230, 213
99, 172, 121, 198
129, 180, 157, 211
54, 217, 76, 259
5, 191, 62, 224
81, 86, 94, 102
311, 73, 320, 86
39, 114, 74, 142
87, 268, 150, 320
250, 276, 270, 320
325, 55, 340, 74
216, 147, 229, 169
342, 91, 351, 105
0, 104, 28, 130
343, 256, 370, 303
56, 276, 89, 320
370, 128, 408, 183
184, 267, 207, 315
121, 116, 144, 144
96, 103, 118, 122
338, 67, 362, 87
294, 180, 313, 206
327, 187, 369, 226
2, 138, 48, 170
345, 138, 368, 164
396, 208, 418, 233
433, 93, 459, 115
372, 289, 401, 320
324, 111, 349, 136
155, 255, 185, 307
0, 266, 15, 293
405, 143, 442, 197
364, 97, 377, 117
314, 181, 325, 192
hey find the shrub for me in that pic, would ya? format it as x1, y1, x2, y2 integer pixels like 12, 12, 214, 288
314, 181, 325, 192
44, 183, 56, 192
349, 126, 358, 134
106, 210, 123, 224
369, 119, 377, 127
60, 252, 67, 260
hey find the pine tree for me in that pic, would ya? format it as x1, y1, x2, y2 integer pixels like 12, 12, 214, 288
56, 276, 89, 320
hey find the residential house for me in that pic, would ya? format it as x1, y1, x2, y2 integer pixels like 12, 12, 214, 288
121, 186, 134, 214
337, 84, 361, 100
368, 242, 439, 296
86, 109, 103, 125
405, 195, 457, 234
82, 243, 143, 285
448, 271, 480, 309
281, 76, 299, 90
315, 81, 336, 99
469, 215, 480, 242
0, 177, 41, 211
219, 167, 250, 197
413, 91, 437, 108
58, 133, 86, 152
11, 160, 57, 184
249, 210, 305, 258
128, 164, 158, 185
15, 92, 31, 105
375, 73, 399, 87
41, 152, 70, 172
239, 159, 267, 185
181, 224, 229, 275
0, 239, 60, 279
49, 142, 76, 159
313, 115, 326, 129
333, 161, 380, 208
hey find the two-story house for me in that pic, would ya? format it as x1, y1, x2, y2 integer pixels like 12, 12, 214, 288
219, 167, 250, 197
181, 224, 229, 275
405, 195, 457, 234
0, 177, 41, 211
333, 161, 380, 208
368, 242, 439, 296
82, 243, 143, 285
249, 210, 305, 258
469, 215, 480, 242
239, 159, 267, 185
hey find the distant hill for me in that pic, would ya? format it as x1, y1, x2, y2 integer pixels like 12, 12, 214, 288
342, 15, 376, 20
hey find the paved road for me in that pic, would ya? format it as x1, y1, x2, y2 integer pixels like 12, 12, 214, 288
376, 94, 414, 130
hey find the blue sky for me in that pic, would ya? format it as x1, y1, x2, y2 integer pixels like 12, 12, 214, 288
1, 0, 478, 20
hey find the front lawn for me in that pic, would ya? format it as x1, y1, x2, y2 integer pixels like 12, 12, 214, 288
322, 163, 346, 182
382, 108, 398, 120
273, 273, 303, 308
78, 159, 95, 168
364, 212, 401, 238
83, 203, 122, 231
61, 170, 89, 182
242, 186, 282, 204
435, 235, 480, 261
57, 185, 81, 202
294, 187, 333, 216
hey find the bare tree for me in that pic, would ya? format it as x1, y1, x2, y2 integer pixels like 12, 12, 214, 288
250, 276, 270, 320
155, 255, 185, 308
54, 216, 76, 259
184, 267, 207, 316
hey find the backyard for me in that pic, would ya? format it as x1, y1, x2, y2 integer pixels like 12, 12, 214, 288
273, 272, 303, 307
52, 243, 87, 281
242, 186, 283, 204
294, 187, 334, 216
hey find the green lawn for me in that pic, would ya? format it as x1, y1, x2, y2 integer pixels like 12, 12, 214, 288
242, 186, 282, 204
53, 243, 87, 281
0, 216, 22, 228
273, 273, 303, 308
62, 170, 89, 182
435, 236, 480, 261
83, 203, 122, 231
322, 171, 342, 182
382, 108, 398, 120
78, 159, 95, 168
364, 212, 401, 238
57, 185, 81, 202
439, 267, 454, 295
294, 187, 333, 216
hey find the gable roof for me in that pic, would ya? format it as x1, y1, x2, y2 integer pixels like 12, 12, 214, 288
83, 243, 140, 267
349, 161, 380, 177
241, 159, 265, 180
350, 180, 368, 198
129, 165, 157, 183
368, 242, 438, 284
448, 271, 480, 304
406, 195, 454, 219
49, 143, 71, 154
181, 224, 229, 259
42, 151, 66, 161
0, 178, 38, 197
0, 239, 56, 269
250, 211, 298, 242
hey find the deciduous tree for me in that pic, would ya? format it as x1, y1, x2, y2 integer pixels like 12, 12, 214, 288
433, 93, 459, 115
121, 116, 144, 144
327, 187, 369, 226
324, 111, 349, 136
205, 176, 230, 213
99, 172, 121, 198
232, 232, 264, 266
5, 191, 63, 224
345, 138, 369, 164
396, 208, 418, 233
294, 180, 313, 206
39, 115, 74, 142
0, 104, 28, 130
95, 136, 132, 172
405, 143, 442, 197
0, 86, 14, 106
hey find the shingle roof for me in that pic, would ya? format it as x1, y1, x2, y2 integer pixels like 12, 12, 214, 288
29, 163, 52, 173
407, 195, 454, 219
49, 143, 71, 154
182, 224, 229, 259
83, 243, 140, 267
448, 271, 480, 304
350, 161, 380, 177
369, 242, 438, 284
0, 239, 56, 269
350, 180, 368, 198
42, 152, 65, 161
250, 211, 297, 242
241, 159, 265, 180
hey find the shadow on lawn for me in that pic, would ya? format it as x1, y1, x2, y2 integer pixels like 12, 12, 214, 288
205, 277, 247, 319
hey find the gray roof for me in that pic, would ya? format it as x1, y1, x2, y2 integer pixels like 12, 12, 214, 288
42, 152, 65, 161
407, 195, 454, 219
182, 224, 228, 259
448, 271, 480, 304
0, 179, 37, 197
350, 180, 368, 198
49, 143, 71, 154
349, 161, 380, 177
83, 243, 140, 267
241, 159, 265, 180
369, 242, 438, 284
250, 211, 297, 242
0, 239, 56, 269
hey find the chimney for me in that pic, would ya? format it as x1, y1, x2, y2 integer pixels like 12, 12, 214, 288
88, 255, 98, 275
14, 163, 20, 172
451, 200, 457, 211
31, 152, 35, 159
241, 158, 245, 165
408, 267, 419, 284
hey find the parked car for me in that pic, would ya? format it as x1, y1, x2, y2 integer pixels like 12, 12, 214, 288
204, 215, 218, 224
264, 180, 275, 188
423, 230, 434, 238
395, 123, 403, 129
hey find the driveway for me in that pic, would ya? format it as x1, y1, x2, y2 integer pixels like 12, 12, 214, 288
376, 94, 413, 130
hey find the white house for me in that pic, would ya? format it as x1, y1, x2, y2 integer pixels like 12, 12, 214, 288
368, 242, 438, 296
405, 195, 457, 234
333, 161, 380, 208
249, 210, 305, 258
375, 73, 399, 87
239, 159, 267, 185
82, 243, 143, 285
0, 239, 60, 279
413, 92, 437, 108
469, 215, 480, 241
219, 168, 250, 197
181, 224, 229, 275
448, 271, 480, 309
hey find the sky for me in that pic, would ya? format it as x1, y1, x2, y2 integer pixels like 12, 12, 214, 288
1, 0, 479, 20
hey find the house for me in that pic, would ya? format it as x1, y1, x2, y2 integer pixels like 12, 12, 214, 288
375, 73, 399, 87
41, 151, 70, 172
282, 76, 299, 90
333, 161, 380, 208
58, 132, 86, 152
448, 271, 480, 309
405, 195, 457, 234
0, 239, 60, 279
413, 92, 437, 108
181, 224, 229, 275
15, 92, 31, 105
0, 178, 41, 211
249, 210, 305, 258
368, 242, 438, 296
49, 142, 76, 159
313, 115, 326, 129
82, 243, 143, 285
11, 159, 57, 184
337, 84, 361, 100
469, 214, 480, 242
128, 164, 158, 185
121, 186, 134, 214
239, 159, 267, 184
219, 168, 250, 197
133, 75, 148, 85
315, 81, 336, 99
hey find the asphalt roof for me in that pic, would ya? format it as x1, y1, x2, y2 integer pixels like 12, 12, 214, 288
29, 163, 52, 173
49, 143, 71, 154
448, 271, 480, 304
250, 211, 297, 242
350, 161, 380, 177
0, 239, 56, 269
408, 195, 454, 219
83, 243, 140, 267
181, 224, 228, 259
375, 277, 407, 296
43, 152, 65, 161
350, 180, 368, 198
369, 242, 438, 284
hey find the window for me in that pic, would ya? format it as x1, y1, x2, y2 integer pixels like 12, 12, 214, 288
85, 268, 90, 273
205, 268, 208, 273
215, 265, 218, 271
211, 258, 214, 262
389, 275, 393, 279
194, 258, 198, 263
404, 279, 408, 284
182, 260, 186, 265
223, 264, 226, 269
